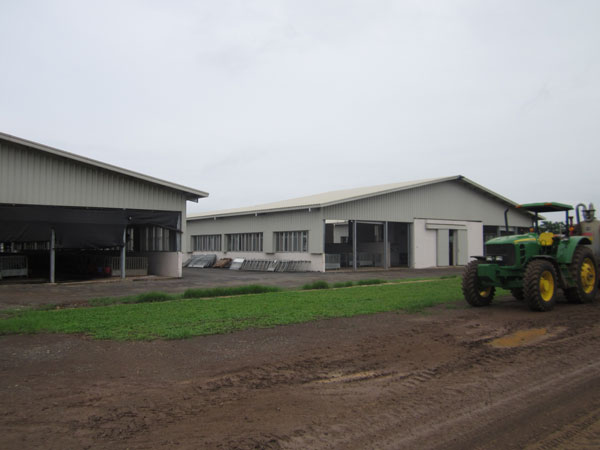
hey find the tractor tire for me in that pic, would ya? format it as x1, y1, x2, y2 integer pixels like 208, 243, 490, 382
523, 259, 558, 312
511, 288, 524, 301
564, 246, 597, 304
462, 260, 495, 307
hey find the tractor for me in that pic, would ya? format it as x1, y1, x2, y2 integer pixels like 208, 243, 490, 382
462, 202, 598, 311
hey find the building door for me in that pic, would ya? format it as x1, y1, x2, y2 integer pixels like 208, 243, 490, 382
437, 228, 468, 266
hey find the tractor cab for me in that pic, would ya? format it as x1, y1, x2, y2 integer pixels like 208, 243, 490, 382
517, 202, 573, 236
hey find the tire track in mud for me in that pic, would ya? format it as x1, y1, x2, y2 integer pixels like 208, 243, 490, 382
4, 304, 600, 450
524, 408, 600, 450
171, 319, 600, 449
272, 324, 600, 450
85, 322, 600, 448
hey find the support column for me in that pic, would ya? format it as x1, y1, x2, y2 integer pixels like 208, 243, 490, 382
352, 220, 357, 271
383, 221, 389, 270
121, 228, 127, 279
50, 228, 55, 283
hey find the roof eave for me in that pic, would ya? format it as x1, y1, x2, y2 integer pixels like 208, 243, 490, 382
188, 204, 322, 220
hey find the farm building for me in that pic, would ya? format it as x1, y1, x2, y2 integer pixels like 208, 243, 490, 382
186, 176, 534, 272
0, 132, 207, 281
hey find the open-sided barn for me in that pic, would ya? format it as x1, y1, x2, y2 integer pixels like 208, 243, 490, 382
0, 133, 207, 281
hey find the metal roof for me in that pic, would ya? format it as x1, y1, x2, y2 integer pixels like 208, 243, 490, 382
0, 132, 209, 201
188, 175, 524, 220
517, 202, 573, 213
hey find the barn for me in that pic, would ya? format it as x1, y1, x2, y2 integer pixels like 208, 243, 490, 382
0, 133, 207, 281
186, 176, 533, 272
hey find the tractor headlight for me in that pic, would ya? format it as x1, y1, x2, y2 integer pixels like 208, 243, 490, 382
495, 255, 503, 262
486, 256, 494, 262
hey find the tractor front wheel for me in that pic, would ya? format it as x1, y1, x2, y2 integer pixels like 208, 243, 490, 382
565, 246, 597, 304
462, 260, 495, 307
524, 260, 558, 312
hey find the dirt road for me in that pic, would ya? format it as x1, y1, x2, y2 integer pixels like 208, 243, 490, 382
1, 295, 600, 449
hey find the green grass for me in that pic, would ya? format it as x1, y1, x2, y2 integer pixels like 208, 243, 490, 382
0, 278, 465, 341
183, 284, 281, 299
355, 278, 386, 286
301, 280, 330, 290
332, 281, 354, 288
88, 285, 281, 306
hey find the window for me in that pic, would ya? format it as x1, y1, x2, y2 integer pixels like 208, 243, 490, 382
136, 226, 178, 252
226, 233, 263, 252
275, 231, 308, 252
191, 234, 221, 252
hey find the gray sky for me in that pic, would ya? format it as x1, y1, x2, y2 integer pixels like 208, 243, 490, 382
1, 0, 599, 217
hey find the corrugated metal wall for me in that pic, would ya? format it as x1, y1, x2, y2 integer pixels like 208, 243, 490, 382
322, 181, 532, 227
0, 139, 187, 212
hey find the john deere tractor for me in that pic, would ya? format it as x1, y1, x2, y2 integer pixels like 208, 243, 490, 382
462, 202, 598, 312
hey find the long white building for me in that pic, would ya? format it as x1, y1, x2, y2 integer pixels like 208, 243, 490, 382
186, 176, 533, 272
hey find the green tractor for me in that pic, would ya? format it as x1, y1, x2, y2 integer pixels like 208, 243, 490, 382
463, 202, 598, 312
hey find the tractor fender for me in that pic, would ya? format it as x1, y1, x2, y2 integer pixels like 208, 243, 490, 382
556, 236, 593, 264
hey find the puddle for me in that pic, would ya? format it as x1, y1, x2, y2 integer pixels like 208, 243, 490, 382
489, 328, 549, 348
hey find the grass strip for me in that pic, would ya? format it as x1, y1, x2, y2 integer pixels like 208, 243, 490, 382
301, 280, 330, 290
355, 279, 386, 286
332, 281, 354, 288
183, 285, 281, 299
88, 285, 281, 306
0, 278, 465, 340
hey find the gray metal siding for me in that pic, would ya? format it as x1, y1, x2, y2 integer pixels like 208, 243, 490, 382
187, 209, 324, 254
322, 180, 532, 227
1, 140, 188, 212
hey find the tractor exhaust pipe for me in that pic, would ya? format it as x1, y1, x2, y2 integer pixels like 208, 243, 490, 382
504, 209, 509, 234
576, 203, 586, 225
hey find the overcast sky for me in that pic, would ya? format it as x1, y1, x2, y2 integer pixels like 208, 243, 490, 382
1, 1, 599, 217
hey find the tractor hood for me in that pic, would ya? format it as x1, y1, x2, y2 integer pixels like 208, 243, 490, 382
486, 233, 537, 246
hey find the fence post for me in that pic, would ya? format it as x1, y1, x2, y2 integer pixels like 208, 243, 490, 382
50, 228, 55, 283
383, 221, 389, 270
352, 220, 357, 271
121, 228, 127, 279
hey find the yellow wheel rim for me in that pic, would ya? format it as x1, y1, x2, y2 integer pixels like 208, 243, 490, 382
580, 258, 596, 294
539, 271, 555, 302
479, 287, 492, 298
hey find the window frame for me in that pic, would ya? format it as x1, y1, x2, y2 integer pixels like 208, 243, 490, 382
226, 232, 263, 252
274, 230, 309, 253
191, 234, 222, 252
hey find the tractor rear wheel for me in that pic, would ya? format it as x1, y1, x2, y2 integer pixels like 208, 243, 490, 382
462, 260, 495, 307
524, 260, 558, 312
564, 246, 597, 304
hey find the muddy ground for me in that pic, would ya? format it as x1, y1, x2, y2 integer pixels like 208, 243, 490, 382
1, 293, 600, 449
